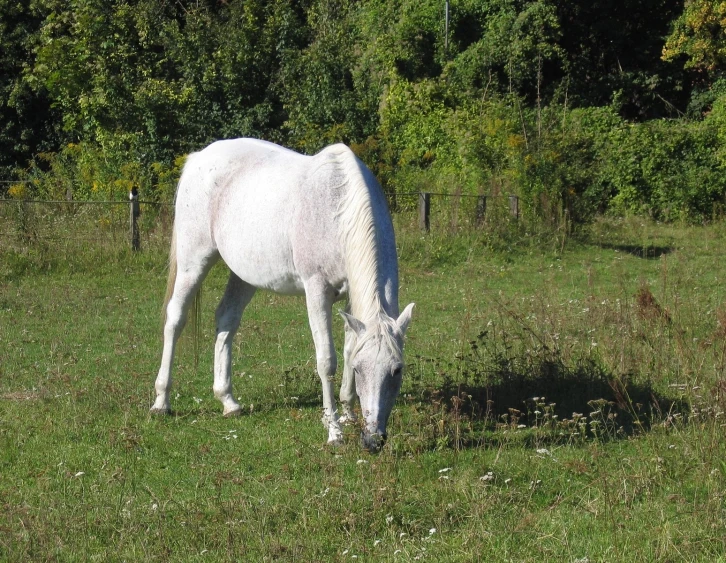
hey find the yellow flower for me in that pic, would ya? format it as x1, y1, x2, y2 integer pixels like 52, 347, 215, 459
7, 183, 28, 199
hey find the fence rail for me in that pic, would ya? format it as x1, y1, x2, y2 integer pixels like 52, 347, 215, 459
0, 191, 520, 250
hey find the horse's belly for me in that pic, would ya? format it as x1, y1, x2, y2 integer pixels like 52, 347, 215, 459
219, 243, 305, 295
239, 268, 304, 295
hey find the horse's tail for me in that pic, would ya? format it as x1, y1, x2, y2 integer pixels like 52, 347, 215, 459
162, 223, 202, 367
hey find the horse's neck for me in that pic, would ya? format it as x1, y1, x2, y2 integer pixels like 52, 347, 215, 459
343, 203, 396, 322
328, 145, 398, 323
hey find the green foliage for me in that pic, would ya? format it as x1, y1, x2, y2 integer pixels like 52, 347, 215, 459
16, 0, 309, 179
3, 0, 726, 224
0, 0, 57, 178
18, 139, 182, 202
281, 0, 366, 152
663, 0, 726, 72
602, 117, 726, 220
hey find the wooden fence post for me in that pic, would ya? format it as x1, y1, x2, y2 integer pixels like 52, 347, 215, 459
129, 187, 140, 251
475, 195, 487, 226
509, 194, 519, 220
418, 192, 431, 232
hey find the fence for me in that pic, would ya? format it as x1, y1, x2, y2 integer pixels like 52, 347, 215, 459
0, 194, 173, 253
0, 191, 520, 251
413, 192, 519, 232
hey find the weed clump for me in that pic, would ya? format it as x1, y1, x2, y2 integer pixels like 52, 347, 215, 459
636, 283, 671, 324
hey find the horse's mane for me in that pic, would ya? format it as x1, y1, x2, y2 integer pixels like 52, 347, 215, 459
325, 145, 385, 323
312, 145, 404, 359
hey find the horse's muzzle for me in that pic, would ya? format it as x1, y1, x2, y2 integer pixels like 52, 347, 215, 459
361, 431, 387, 453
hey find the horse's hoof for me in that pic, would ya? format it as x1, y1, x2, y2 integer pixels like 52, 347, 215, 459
149, 407, 170, 416
223, 406, 243, 417
327, 437, 345, 448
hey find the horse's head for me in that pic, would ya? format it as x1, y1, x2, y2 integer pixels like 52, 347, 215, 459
341, 303, 414, 452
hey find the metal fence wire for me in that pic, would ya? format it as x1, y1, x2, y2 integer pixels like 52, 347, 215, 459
389, 192, 520, 233
0, 192, 520, 251
0, 198, 173, 251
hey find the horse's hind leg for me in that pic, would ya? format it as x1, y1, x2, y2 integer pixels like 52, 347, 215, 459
152, 252, 217, 414
214, 273, 255, 416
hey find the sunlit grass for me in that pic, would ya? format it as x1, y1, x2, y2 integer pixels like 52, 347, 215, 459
2, 211, 726, 560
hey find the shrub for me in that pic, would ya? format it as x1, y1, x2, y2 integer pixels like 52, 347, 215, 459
18, 136, 182, 202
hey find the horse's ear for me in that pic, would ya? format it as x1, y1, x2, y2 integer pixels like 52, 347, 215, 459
339, 310, 366, 336
396, 303, 415, 334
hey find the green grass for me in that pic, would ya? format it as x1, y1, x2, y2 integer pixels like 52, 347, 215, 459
2, 211, 726, 561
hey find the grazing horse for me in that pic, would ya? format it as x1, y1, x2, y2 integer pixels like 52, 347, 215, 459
151, 138, 414, 451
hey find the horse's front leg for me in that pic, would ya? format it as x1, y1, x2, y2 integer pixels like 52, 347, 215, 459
338, 325, 358, 425
305, 280, 343, 445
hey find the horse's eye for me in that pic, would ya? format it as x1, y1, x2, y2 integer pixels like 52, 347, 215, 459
392, 366, 403, 378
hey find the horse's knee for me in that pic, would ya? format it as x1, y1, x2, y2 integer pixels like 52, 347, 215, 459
317, 355, 337, 379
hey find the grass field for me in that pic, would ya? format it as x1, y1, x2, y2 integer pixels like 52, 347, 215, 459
2, 211, 726, 561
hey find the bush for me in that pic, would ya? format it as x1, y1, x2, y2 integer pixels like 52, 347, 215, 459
17, 136, 183, 202
602, 118, 726, 221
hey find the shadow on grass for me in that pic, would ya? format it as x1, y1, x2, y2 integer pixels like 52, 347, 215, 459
597, 243, 674, 259
404, 350, 690, 450
157, 389, 325, 419
442, 363, 686, 430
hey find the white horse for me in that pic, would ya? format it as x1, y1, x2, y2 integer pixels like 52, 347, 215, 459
151, 138, 414, 451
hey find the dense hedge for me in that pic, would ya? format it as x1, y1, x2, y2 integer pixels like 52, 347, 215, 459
3, 0, 726, 223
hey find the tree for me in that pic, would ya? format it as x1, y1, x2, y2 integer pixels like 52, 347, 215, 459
663, 0, 726, 72
0, 0, 57, 178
